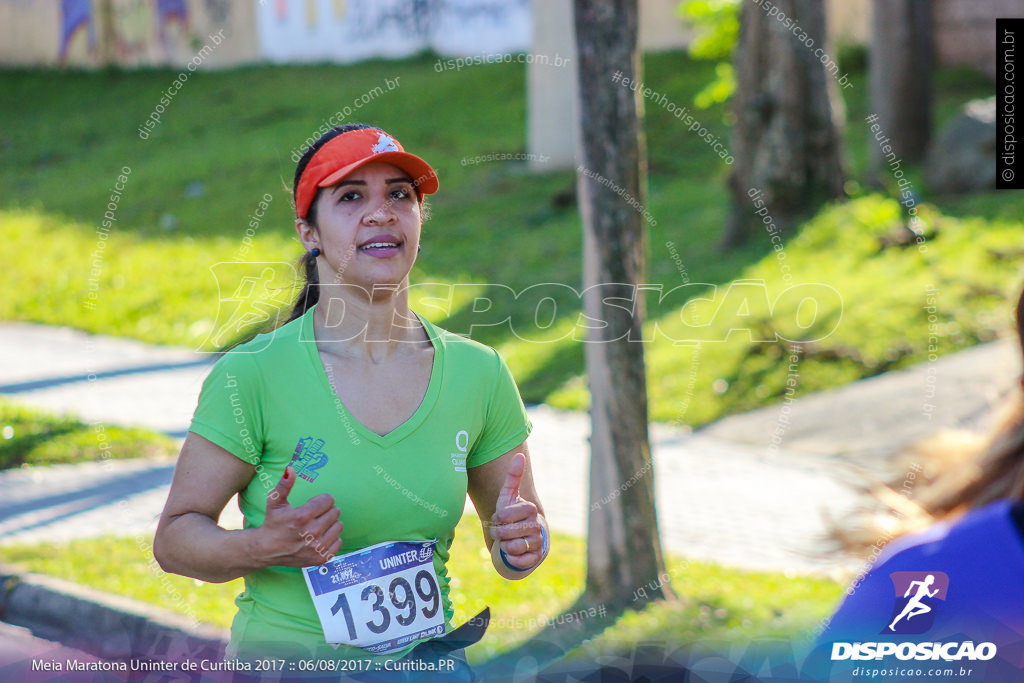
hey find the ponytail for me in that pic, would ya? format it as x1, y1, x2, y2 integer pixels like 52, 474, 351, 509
287, 248, 320, 323
281, 123, 374, 326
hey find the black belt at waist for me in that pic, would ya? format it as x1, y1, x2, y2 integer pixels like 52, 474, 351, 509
405, 607, 490, 657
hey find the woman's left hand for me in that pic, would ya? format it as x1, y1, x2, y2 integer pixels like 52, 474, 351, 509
489, 453, 545, 570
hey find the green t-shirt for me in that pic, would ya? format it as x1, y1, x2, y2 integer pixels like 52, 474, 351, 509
188, 304, 532, 662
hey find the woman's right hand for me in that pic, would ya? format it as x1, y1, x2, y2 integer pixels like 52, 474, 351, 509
253, 466, 344, 568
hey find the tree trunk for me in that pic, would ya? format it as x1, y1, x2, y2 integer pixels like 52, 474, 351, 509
574, 0, 672, 608
724, 0, 846, 248
870, 0, 932, 169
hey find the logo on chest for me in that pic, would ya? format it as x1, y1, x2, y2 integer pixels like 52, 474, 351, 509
291, 436, 330, 483
451, 430, 470, 472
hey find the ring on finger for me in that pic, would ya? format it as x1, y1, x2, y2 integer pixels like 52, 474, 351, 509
524, 537, 531, 552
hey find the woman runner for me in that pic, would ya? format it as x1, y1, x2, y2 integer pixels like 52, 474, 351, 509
154, 124, 549, 680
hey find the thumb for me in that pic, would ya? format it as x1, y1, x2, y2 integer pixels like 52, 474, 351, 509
267, 466, 295, 508
496, 453, 525, 510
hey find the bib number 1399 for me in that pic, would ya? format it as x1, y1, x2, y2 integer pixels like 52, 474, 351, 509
303, 539, 446, 654
330, 569, 440, 639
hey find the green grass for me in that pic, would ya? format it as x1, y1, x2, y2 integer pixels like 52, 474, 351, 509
0, 514, 842, 664
0, 398, 177, 469
1, 53, 1019, 427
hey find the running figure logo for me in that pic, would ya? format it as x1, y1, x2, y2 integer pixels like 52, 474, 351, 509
291, 437, 330, 483
201, 262, 296, 351
884, 571, 949, 634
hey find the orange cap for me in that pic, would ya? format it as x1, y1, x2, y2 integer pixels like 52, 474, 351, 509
294, 128, 438, 220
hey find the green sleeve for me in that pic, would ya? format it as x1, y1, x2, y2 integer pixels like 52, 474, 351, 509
467, 350, 533, 468
188, 351, 265, 466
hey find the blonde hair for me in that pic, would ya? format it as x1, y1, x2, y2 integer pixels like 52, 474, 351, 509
835, 287, 1024, 555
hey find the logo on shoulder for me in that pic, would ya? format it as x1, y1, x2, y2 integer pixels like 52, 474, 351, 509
291, 436, 330, 483
885, 571, 949, 635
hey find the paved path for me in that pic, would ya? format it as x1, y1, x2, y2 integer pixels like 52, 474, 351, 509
1, 322, 1017, 577
0, 621, 116, 680
701, 337, 1019, 470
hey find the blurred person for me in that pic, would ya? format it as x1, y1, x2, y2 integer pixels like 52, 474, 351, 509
806, 286, 1024, 682
154, 124, 549, 680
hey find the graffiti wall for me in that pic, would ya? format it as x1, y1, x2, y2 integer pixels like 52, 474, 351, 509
0, 0, 258, 68
254, 0, 531, 64
0, 0, 690, 70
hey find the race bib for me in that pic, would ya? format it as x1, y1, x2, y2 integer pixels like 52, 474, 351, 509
302, 539, 446, 654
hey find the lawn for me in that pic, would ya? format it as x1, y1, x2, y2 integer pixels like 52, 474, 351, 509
0, 397, 177, 469
1, 53, 1018, 426
0, 514, 843, 665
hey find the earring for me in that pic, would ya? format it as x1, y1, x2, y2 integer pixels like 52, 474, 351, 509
310, 248, 321, 258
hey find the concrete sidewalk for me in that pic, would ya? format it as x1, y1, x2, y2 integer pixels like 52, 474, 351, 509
0, 620, 116, 679
1, 321, 1017, 576
700, 337, 1019, 470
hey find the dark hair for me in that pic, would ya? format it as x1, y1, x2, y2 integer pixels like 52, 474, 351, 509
286, 123, 375, 323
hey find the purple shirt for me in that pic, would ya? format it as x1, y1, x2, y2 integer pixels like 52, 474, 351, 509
807, 500, 1024, 682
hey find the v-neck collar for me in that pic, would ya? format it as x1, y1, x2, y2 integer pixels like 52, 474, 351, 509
301, 304, 444, 447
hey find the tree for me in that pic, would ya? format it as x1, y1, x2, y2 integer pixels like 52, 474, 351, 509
574, 0, 673, 608
723, 0, 845, 248
869, 0, 932, 168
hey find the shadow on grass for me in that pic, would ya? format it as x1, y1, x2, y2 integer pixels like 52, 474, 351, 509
516, 343, 586, 404
477, 592, 687, 680
0, 423, 81, 470
477, 590, 813, 681
477, 594, 627, 680
437, 283, 588, 403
